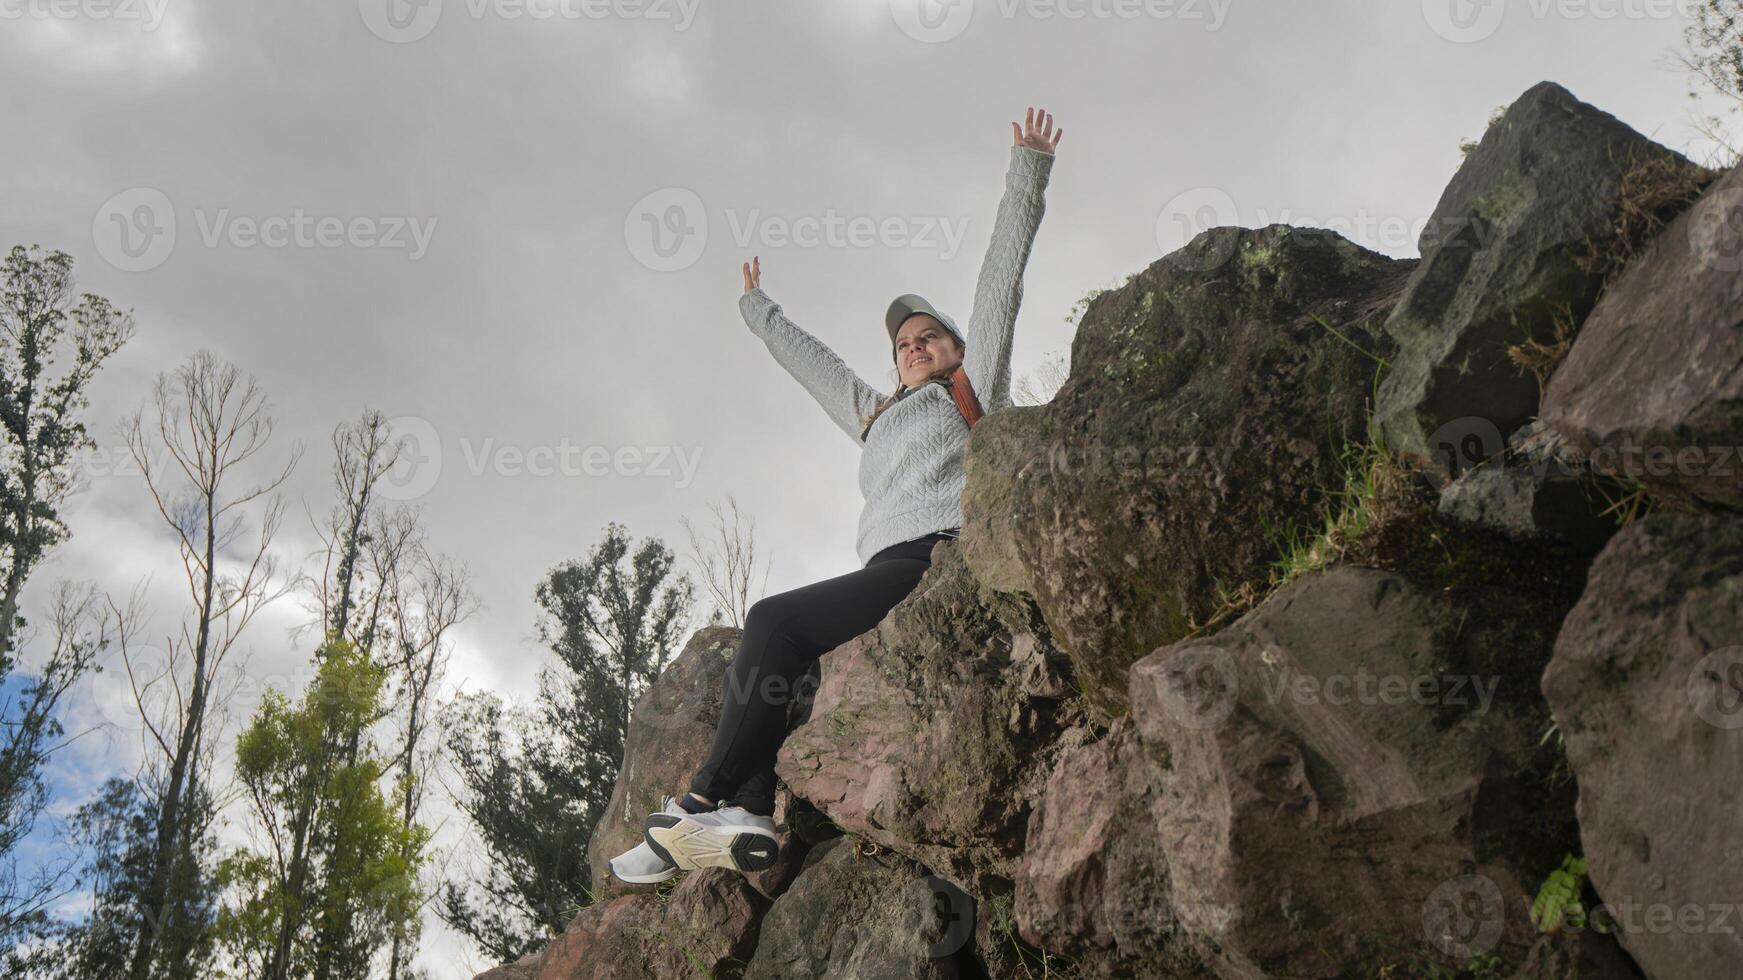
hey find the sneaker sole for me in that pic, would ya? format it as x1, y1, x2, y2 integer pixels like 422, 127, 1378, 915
609, 860, 679, 885
643, 813, 779, 873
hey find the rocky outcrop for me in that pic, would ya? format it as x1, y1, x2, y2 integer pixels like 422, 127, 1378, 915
1540, 161, 1743, 512
482, 79, 1733, 980
1019, 520, 1589, 979
1435, 420, 1619, 553
531, 868, 766, 979
744, 837, 972, 979
1375, 81, 1701, 471
962, 222, 1411, 718
1014, 717, 1211, 978
775, 542, 1083, 903
1542, 511, 1743, 980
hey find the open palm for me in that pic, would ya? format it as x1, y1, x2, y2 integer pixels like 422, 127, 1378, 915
1012, 106, 1063, 154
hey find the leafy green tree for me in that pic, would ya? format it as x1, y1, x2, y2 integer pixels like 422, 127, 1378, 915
441, 522, 694, 961
0, 245, 133, 659
0, 244, 133, 967
213, 638, 429, 980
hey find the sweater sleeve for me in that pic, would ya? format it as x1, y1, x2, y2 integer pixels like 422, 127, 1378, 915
962, 144, 1055, 413
740, 287, 885, 445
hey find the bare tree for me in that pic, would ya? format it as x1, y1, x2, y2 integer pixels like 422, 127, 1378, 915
0, 582, 111, 956
678, 494, 770, 629
1679, 0, 1743, 162
298, 408, 410, 651
116, 350, 301, 980
1012, 348, 1072, 406
379, 543, 473, 980
293, 406, 474, 979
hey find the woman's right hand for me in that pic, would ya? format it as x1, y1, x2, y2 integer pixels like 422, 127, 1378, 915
741, 255, 761, 293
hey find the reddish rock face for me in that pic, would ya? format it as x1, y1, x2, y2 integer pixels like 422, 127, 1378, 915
1541, 162, 1743, 513
584, 626, 738, 901
776, 542, 1083, 901
532, 868, 766, 980
1019, 556, 1593, 979
1543, 511, 1743, 980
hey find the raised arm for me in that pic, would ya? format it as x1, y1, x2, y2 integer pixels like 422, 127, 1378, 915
739, 258, 883, 445
963, 107, 1062, 413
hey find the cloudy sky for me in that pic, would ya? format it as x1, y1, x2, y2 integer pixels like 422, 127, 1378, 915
0, 0, 1732, 975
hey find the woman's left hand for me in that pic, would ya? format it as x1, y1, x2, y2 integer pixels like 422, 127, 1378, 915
1011, 106, 1063, 154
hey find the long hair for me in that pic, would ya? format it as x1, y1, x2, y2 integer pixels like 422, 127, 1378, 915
858, 340, 967, 439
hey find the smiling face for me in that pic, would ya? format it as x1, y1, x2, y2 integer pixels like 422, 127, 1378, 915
894, 314, 965, 389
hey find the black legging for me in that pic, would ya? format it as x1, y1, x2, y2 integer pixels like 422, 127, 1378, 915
687, 528, 958, 816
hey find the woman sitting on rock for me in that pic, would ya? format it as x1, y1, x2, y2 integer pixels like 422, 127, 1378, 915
609, 106, 1063, 883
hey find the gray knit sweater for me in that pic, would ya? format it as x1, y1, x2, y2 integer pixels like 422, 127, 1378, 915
738, 144, 1055, 566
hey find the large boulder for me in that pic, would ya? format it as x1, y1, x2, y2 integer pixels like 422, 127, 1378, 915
1014, 717, 1213, 978
1540, 162, 1743, 512
531, 868, 767, 979
744, 836, 969, 979
961, 223, 1411, 718
776, 542, 1083, 904
1018, 494, 1604, 978
1541, 511, 1743, 980
1376, 81, 1701, 470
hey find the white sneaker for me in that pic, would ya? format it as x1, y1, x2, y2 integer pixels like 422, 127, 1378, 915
607, 795, 686, 884
643, 802, 779, 873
